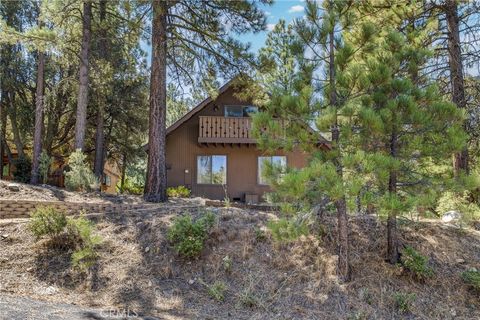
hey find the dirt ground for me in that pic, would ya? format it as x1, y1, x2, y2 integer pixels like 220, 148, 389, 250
0, 200, 479, 319
0, 180, 143, 203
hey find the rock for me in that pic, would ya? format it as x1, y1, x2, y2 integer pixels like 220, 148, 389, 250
144, 246, 150, 253
43, 286, 57, 295
7, 184, 20, 192
1, 234, 9, 239
441, 211, 460, 223
188, 279, 195, 285
456, 258, 465, 264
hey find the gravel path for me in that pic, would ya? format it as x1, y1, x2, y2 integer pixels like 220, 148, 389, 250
0, 294, 158, 320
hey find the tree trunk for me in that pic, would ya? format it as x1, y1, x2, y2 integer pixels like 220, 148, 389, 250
144, 0, 168, 202
31, 49, 46, 184
0, 89, 4, 178
94, 0, 107, 179
387, 125, 399, 264
74, 1, 92, 151
445, 0, 468, 176
7, 93, 25, 158
120, 153, 127, 193
329, 27, 350, 281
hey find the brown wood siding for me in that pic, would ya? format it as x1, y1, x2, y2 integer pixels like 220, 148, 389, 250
166, 87, 310, 201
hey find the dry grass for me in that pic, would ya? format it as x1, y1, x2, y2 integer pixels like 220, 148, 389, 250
0, 203, 479, 319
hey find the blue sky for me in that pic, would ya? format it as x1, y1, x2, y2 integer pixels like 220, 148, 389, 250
238, 0, 307, 53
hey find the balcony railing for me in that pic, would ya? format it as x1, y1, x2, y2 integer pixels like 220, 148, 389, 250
198, 116, 256, 144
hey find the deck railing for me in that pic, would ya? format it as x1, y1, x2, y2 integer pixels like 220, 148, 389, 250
198, 116, 255, 143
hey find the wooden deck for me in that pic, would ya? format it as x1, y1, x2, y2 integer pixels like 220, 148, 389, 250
198, 116, 256, 144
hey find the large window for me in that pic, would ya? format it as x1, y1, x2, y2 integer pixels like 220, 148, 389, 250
258, 156, 287, 185
197, 155, 227, 184
224, 105, 258, 117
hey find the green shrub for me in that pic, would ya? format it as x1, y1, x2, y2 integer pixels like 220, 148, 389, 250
65, 149, 98, 192
200, 279, 226, 302
167, 211, 216, 258
437, 191, 480, 226
29, 207, 101, 272
167, 185, 191, 198
401, 246, 434, 280
222, 255, 232, 273
239, 288, 258, 308
117, 177, 144, 195
267, 218, 308, 243
462, 269, 480, 291
393, 292, 416, 314
29, 206, 67, 240
13, 156, 31, 183
39, 151, 53, 184
253, 227, 267, 242
67, 215, 102, 271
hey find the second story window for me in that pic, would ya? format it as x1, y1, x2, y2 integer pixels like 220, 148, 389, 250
224, 105, 258, 117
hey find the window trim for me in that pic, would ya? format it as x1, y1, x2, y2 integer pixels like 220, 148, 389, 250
196, 155, 227, 185
257, 156, 287, 186
224, 105, 258, 118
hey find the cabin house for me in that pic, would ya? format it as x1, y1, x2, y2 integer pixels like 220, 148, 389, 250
165, 80, 329, 202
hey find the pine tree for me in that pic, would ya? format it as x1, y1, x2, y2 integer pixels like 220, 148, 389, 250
73, 1, 92, 151
144, 0, 268, 202
341, 1, 467, 263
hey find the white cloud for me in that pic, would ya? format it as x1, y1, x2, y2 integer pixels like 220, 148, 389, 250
267, 23, 276, 31
265, 11, 272, 16
289, 5, 304, 13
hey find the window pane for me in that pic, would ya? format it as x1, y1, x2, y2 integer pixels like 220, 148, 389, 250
243, 106, 258, 117
272, 156, 287, 170
211, 156, 227, 184
197, 156, 212, 184
258, 156, 287, 185
225, 106, 243, 117
258, 157, 269, 185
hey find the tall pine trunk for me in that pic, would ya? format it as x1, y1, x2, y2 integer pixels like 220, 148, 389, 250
31, 50, 45, 184
7, 93, 25, 158
445, 0, 468, 176
74, 1, 92, 151
329, 28, 350, 281
94, 0, 107, 179
144, 0, 167, 202
387, 121, 399, 264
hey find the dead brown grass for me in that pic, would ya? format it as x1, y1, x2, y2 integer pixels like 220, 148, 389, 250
0, 203, 479, 319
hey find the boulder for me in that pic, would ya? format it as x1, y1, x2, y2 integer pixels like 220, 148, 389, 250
441, 211, 460, 223
7, 183, 20, 192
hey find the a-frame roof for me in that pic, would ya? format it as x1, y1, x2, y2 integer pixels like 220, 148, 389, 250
167, 79, 237, 136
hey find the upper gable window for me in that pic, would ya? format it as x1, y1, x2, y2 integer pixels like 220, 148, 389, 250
224, 105, 258, 117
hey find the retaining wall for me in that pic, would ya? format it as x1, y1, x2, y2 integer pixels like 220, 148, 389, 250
0, 200, 145, 219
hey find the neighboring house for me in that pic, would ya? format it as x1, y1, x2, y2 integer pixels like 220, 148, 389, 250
164, 80, 329, 202
1, 152, 121, 194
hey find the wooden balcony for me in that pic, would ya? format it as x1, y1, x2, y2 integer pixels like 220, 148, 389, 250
198, 116, 256, 144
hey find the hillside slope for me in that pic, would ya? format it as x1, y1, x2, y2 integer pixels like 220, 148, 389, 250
0, 202, 479, 319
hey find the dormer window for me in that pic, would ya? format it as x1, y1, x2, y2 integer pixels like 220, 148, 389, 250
224, 105, 258, 117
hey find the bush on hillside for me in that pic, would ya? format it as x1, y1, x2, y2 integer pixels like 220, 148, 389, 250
13, 156, 31, 183
401, 246, 434, 280
67, 215, 102, 271
267, 218, 308, 243
29, 206, 102, 272
167, 211, 216, 258
462, 269, 480, 291
65, 149, 98, 192
167, 185, 191, 198
393, 292, 416, 314
29, 206, 68, 242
